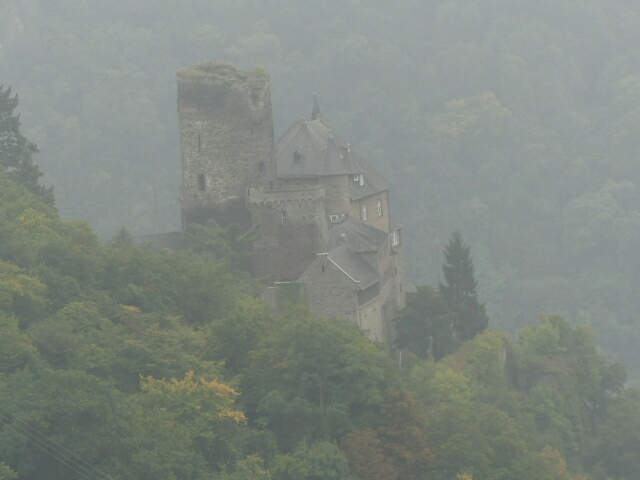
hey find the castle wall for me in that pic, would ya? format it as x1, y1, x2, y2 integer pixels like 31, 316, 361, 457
178, 63, 276, 228
358, 296, 384, 342
298, 256, 360, 326
248, 187, 328, 281
319, 176, 351, 219
350, 191, 391, 232
391, 229, 407, 310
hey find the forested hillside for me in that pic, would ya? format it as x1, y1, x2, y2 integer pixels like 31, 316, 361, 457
2, 0, 639, 373
0, 145, 637, 479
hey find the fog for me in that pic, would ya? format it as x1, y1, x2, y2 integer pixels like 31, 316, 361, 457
2, 0, 640, 372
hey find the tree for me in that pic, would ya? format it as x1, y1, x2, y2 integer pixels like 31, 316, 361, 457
241, 308, 390, 451
393, 286, 458, 361
0, 463, 17, 480
0, 86, 53, 205
439, 232, 488, 341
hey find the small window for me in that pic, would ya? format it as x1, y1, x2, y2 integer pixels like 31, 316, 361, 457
197, 174, 206, 191
353, 174, 359, 182
281, 211, 287, 226
359, 174, 364, 186
293, 150, 302, 164
392, 230, 400, 246
362, 204, 367, 221
329, 214, 339, 223
377, 199, 382, 216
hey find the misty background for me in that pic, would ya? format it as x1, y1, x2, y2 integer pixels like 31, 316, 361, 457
2, 0, 640, 372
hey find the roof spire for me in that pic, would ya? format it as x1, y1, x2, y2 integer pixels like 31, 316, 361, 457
311, 92, 323, 121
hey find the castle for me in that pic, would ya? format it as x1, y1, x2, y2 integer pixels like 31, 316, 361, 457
177, 62, 405, 342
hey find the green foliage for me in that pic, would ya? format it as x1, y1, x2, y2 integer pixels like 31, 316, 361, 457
186, 220, 260, 275
0, 86, 53, 205
272, 441, 352, 480
597, 390, 640, 479
241, 308, 390, 451
0, 463, 17, 480
440, 232, 488, 341
393, 285, 458, 361
0, 127, 633, 480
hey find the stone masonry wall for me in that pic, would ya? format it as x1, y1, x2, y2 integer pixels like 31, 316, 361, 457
298, 256, 360, 326
349, 191, 391, 232
248, 187, 328, 280
178, 63, 276, 227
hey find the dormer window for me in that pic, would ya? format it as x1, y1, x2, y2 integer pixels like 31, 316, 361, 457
392, 229, 400, 246
293, 150, 302, 164
359, 174, 364, 186
353, 174, 359, 182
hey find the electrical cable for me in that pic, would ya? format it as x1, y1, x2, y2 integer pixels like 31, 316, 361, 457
0, 406, 111, 479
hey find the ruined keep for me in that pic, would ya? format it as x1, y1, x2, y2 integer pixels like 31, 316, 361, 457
177, 62, 276, 229
177, 62, 405, 342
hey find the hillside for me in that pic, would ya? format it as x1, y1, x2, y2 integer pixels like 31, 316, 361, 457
3, 0, 640, 373
0, 108, 637, 479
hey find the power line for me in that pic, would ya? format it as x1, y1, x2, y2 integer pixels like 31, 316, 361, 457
0, 406, 111, 480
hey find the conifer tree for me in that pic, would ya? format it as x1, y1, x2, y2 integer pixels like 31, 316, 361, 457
439, 231, 488, 340
0, 85, 54, 205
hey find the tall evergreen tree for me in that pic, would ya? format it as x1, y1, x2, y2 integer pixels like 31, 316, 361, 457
439, 231, 488, 341
0, 85, 54, 205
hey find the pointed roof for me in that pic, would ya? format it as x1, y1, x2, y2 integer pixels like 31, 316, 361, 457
311, 93, 322, 121
275, 105, 390, 199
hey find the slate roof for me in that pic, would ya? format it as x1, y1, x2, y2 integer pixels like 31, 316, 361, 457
276, 100, 389, 200
326, 243, 380, 289
329, 216, 389, 252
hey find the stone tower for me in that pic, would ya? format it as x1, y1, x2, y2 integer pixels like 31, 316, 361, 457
177, 62, 276, 229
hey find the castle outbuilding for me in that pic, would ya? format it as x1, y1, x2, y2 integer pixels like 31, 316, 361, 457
177, 62, 405, 342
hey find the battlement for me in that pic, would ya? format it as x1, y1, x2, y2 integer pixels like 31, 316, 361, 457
247, 186, 325, 207
177, 62, 271, 111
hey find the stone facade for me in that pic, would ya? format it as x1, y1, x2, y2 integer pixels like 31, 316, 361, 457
177, 62, 276, 228
177, 62, 406, 342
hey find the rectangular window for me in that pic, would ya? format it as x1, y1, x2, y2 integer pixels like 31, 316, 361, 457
362, 204, 367, 221
281, 211, 287, 226
377, 199, 382, 216
329, 214, 339, 223
197, 174, 206, 191
392, 230, 400, 246
353, 174, 359, 182
359, 173, 364, 186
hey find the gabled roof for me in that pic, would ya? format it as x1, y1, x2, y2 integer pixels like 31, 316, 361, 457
323, 244, 380, 290
276, 99, 389, 200
329, 216, 389, 252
